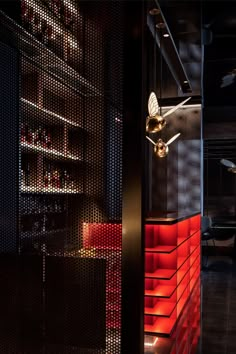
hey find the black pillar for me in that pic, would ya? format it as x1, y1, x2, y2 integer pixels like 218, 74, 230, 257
122, 1, 146, 353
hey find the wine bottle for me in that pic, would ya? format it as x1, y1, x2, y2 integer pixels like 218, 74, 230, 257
21, 0, 28, 28
33, 13, 42, 41
38, 126, 42, 146
21, 169, 25, 188
25, 163, 30, 186
21, 123, 26, 143
41, 19, 48, 45
46, 132, 52, 149
27, 6, 34, 33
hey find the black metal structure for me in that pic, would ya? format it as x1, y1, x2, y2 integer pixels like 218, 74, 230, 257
0, 0, 148, 353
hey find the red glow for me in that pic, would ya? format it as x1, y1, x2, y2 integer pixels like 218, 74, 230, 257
82, 222, 122, 249
82, 222, 122, 330
144, 214, 201, 338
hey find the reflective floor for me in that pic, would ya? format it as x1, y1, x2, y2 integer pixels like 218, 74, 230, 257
198, 255, 236, 354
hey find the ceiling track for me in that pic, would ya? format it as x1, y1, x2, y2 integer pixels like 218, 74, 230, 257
147, 0, 192, 94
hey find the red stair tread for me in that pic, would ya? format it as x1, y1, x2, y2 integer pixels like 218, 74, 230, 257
145, 318, 176, 336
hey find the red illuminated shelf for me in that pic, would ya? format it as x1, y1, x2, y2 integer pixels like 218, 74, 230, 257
145, 302, 176, 317
145, 318, 176, 336
145, 285, 176, 298
144, 213, 201, 339
145, 243, 199, 281
145, 233, 198, 253
145, 268, 176, 280
145, 272, 192, 318
145, 245, 177, 253
145, 231, 199, 254
145, 264, 191, 299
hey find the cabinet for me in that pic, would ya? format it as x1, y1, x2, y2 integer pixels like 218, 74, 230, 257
14, 0, 91, 253
144, 213, 201, 337
0, 1, 123, 351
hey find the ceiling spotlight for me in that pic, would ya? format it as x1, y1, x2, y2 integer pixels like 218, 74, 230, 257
156, 22, 165, 29
163, 33, 169, 38
183, 80, 188, 84
149, 8, 160, 16
146, 133, 181, 158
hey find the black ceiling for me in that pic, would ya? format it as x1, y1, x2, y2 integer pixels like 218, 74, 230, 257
155, 0, 236, 130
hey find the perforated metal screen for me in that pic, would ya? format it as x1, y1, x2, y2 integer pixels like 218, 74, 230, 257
0, 1, 124, 352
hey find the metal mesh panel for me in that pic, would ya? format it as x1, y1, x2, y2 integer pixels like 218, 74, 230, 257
1, 0, 123, 353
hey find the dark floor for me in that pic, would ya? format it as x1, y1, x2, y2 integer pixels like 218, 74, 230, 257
198, 255, 236, 354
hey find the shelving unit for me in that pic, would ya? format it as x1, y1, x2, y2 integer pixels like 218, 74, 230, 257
15, 0, 89, 254
144, 213, 201, 337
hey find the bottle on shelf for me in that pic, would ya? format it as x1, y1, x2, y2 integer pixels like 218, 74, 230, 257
41, 19, 49, 45
52, 168, 60, 189
21, 169, 25, 188
27, 6, 35, 33
46, 131, 52, 149
21, 123, 26, 143
25, 162, 30, 186
42, 213, 48, 232
32, 12, 42, 41
70, 176, 75, 190
21, 0, 28, 29
44, 164, 52, 189
27, 128, 33, 144
63, 169, 70, 190
64, 7, 75, 32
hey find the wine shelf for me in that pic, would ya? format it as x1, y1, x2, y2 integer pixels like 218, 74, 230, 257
21, 185, 81, 194
21, 142, 81, 161
21, 98, 82, 128
24, 0, 78, 46
0, 10, 101, 97
21, 228, 68, 238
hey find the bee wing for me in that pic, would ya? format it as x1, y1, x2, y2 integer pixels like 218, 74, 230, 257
220, 159, 236, 168
146, 136, 156, 146
166, 133, 181, 146
148, 92, 159, 116
163, 97, 191, 118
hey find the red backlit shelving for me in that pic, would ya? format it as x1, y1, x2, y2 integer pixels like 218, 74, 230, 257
144, 213, 201, 337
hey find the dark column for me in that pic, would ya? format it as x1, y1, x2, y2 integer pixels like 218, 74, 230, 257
0, 40, 19, 253
122, 1, 146, 353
